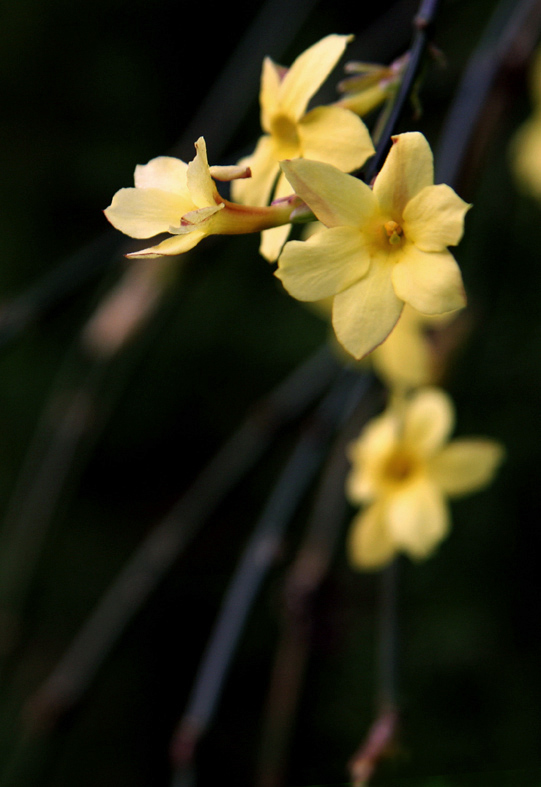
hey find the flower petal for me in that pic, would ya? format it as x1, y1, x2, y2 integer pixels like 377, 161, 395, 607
279, 34, 352, 120
280, 159, 376, 228
402, 387, 454, 456
347, 504, 397, 570
391, 246, 466, 315
403, 184, 471, 252
187, 137, 217, 208
386, 479, 450, 559
298, 105, 375, 172
125, 229, 207, 258
430, 439, 505, 497
373, 132, 434, 218
134, 156, 188, 193
332, 255, 403, 359
276, 225, 368, 301
370, 305, 433, 390
231, 136, 278, 207
260, 223, 292, 262
104, 187, 189, 239
346, 412, 399, 504
260, 56, 283, 132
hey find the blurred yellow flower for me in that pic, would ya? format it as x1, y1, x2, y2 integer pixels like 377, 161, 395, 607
276, 132, 470, 359
345, 388, 504, 570
511, 48, 541, 200
104, 137, 297, 258
370, 306, 457, 391
231, 34, 375, 261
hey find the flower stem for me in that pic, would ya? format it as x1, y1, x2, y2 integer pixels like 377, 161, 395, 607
362, 0, 442, 185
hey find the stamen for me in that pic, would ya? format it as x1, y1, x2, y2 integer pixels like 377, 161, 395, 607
384, 220, 403, 245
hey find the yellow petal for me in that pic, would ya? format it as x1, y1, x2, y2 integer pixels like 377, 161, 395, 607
276, 225, 369, 300
347, 505, 397, 570
260, 56, 283, 132
386, 479, 450, 559
391, 246, 466, 315
373, 132, 434, 218
280, 159, 376, 228
346, 413, 398, 503
298, 105, 375, 172
279, 34, 352, 120
402, 387, 454, 456
260, 223, 292, 262
231, 136, 278, 206
125, 229, 207, 258
187, 137, 216, 208
332, 255, 403, 359
104, 187, 189, 239
403, 184, 471, 252
370, 306, 433, 390
430, 439, 505, 497
134, 156, 189, 192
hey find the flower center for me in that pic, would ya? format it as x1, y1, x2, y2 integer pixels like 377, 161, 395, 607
270, 114, 301, 158
384, 220, 403, 246
383, 449, 417, 483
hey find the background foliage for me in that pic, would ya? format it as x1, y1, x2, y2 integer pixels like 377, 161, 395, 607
0, 0, 540, 785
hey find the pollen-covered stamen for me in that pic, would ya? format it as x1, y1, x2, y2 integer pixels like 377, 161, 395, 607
384, 219, 403, 245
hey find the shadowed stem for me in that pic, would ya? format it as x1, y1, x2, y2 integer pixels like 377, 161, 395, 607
168, 368, 369, 783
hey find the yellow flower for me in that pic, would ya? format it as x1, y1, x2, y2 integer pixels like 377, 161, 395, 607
276, 132, 470, 359
345, 388, 504, 570
511, 48, 541, 200
370, 306, 457, 391
231, 34, 375, 261
104, 137, 297, 258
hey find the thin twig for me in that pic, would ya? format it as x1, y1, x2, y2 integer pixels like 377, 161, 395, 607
168, 368, 368, 781
255, 376, 384, 787
362, 0, 442, 185
23, 345, 340, 731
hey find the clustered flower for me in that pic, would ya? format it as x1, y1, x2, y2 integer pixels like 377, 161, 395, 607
104, 34, 505, 572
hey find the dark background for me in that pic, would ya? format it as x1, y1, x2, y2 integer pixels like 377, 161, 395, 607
0, 0, 540, 785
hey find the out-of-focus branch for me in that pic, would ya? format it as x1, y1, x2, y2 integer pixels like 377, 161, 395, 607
435, 0, 541, 191
168, 369, 369, 783
255, 377, 384, 787
23, 345, 340, 731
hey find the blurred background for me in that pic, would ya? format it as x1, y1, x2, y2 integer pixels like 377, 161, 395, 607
1, 0, 541, 785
